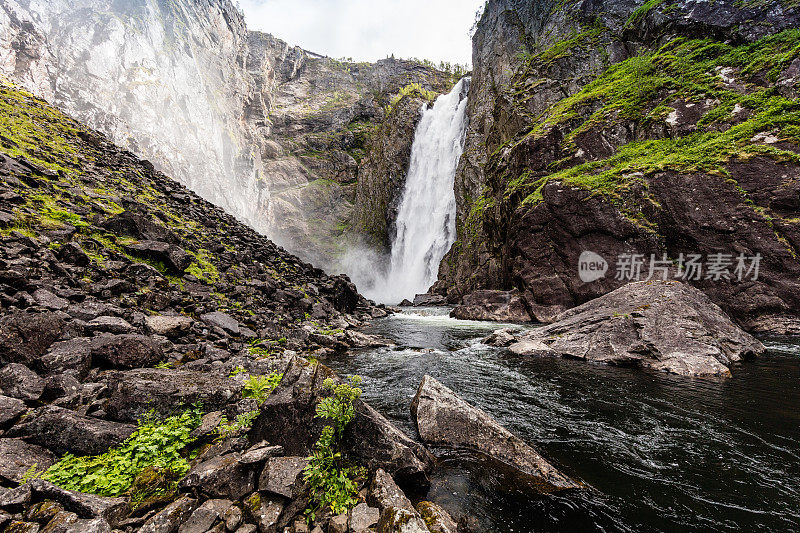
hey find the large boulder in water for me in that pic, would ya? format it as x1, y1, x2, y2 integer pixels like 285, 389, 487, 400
506, 281, 764, 377
450, 289, 531, 322
249, 357, 434, 488
410, 375, 580, 493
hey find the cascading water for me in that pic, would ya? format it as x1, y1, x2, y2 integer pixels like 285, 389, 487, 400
367, 77, 470, 304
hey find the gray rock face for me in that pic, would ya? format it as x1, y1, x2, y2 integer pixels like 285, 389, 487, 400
105, 369, 243, 422
507, 281, 764, 377
258, 456, 308, 498
90, 334, 163, 369
37, 338, 92, 379
0, 439, 56, 484
411, 375, 580, 492
139, 496, 198, 533
450, 290, 531, 322
200, 312, 240, 335
0, 311, 65, 365
0, 363, 44, 401
368, 469, 414, 513
7, 406, 135, 456
349, 502, 380, 532
0, 395, 26, 428
179, 454, 256, 501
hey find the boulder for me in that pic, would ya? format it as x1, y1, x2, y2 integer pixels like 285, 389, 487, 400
0, 363, 44, 401
349, 503, 380, 532
55, 242, 90, 267
139, 496, 197, 533
85, 317, 135, 335
200, 312, 240, 335
38, 338, 93, 379
258, 456, 308, 498
32, 289, 68, 311
7, 406, 135, 456
123, 241, 191, 273
27, 480, 125, 521
105, 369, 243, 422
412, 294, 446, 307
377, 508, 430, 533
40, 374, 81, 402
178, 453, 256, 501
102, 211, 179, 244
249, 358, 433, 488
0, 311, 66, 365
451, 290, 532, 322
243, 492, 283, 533
145, 315, 193, 338
0, 439, 57, 484
0, 395, 26, 428
507, 281, 765, 377
482, 328, 516, 347
369, 469, 414, 512
90, 334, 163, 369
411, 376, 580, 492
415, 502, 457, 533
177, 499, 231, 533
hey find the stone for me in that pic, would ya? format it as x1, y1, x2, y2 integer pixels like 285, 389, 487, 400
139, 496, 198, 533
177, 499, 231, 533
39, 510, 78, 532
27, 480, 125, 521
55, 243, 90, 267
32, 289, 68, 311
411, 376, 580, 492
38, 338, 93, 379
90, 334, 163, 369
0, 311, 65, 365
106, 368, 243, 422
0, 439, 56, 484
482, 328, 516, 347
102, 211, 179, 244
179, 454, 256, 500
243, 492, 283, 533
61, 517, 111, 533
239, 443, 284, 465
328, 513, 348, 533
0, 394, 26, 428
124, 241, 192, 273
145, 315, 193, 338
85, 316, 135, 334
235, 525, 257, 533
250, 358, 433, 488
414, 502, 456, 533
222, 504, 243, 531
7, 406, 135, 456
0, 484, 32, 511
376, 508, 429, 533
349, 503, 379, 532
450, 290, 531, 322
369, 469, 414, 512
412, 294, 446, 307
40, 374, 81, 402
506, 281, 765, 377
0, 363, 44, 401
200, 312, 240, 335
4, 521, 41, 533
258, 456, 308, 498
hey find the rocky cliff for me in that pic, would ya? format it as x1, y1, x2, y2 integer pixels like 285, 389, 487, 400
0, 0, 452, 269
440, 0, 800, 333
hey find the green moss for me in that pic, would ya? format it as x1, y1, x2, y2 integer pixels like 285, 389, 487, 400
385, 83, 438, 114
185, 249, 220, 284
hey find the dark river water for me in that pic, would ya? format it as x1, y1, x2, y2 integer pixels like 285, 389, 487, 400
325, 307, 800, 532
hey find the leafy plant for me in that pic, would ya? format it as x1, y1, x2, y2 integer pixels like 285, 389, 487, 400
303, 376, 365, 519
215, 410, 260, 441
43, 407, 202, 497
242, 373, 283, 405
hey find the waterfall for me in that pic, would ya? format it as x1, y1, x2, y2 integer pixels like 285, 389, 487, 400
368, 77, 470, 304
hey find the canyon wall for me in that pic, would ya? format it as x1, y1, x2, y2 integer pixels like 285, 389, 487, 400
0, 0, 451, 268
439, 0, 800, 332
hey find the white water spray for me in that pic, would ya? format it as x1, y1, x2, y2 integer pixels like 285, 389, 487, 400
365, 78, 470, 304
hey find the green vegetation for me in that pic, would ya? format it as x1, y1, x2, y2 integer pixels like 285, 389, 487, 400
242, 372, 284, 404
185, 248, 220, 284
215, 410, 260, 441
43, 408, 202, 498
303, 376, 365, 520
385, 83, 439, 115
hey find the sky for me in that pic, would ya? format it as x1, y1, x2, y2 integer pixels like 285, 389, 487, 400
238, 0, 486, 66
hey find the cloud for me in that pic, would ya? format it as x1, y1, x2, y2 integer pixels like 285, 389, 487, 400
237, 0, 485, 65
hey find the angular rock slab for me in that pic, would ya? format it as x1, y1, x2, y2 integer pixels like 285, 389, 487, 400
411, 376, 580, 493
507, 281, 764, 377
450, 289, 532, 322
0, 439, 56, 484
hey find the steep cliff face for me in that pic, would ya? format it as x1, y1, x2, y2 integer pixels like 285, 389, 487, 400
0, 0, 451, 268
442, 0, 800, 332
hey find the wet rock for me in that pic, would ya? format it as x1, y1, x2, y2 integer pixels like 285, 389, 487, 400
411, 376, 580, 492
369, 469, 414, 512
507, 281, 765, 377
139, 496, 198, 533
415, 502, 456, 533
412, 294, 446, 307
482, 328, 516, 347
376, 508, 430, 533
38, 338, 92, 379
349, 503, 379, 532
145, 315, 193, 338
177, 499, 231, 533
243, 492, 283, 533
7, 406, 135, 456
200, 312, 240, 335
0, 363, 44, 401
85, 316, 134, 335
0, 311, 65, 365
450, 290, 531, 322
123, 241, 191, 273
32, 289, 68, 311
0, 439, 56, 484
0, 394, 27, 428
250, 358, 433, 489
106, 368, 243, 422
258, 456, 308, 498
89, 334, 163, 369
179, 453, 256, 500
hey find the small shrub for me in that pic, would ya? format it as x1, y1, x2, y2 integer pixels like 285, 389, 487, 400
242, 373, 283, 405
215, 410, 260, 442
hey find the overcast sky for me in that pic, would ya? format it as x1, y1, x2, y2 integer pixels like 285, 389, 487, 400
238, 0, 485, 66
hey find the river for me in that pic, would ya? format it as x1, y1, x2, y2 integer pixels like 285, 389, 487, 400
326, 307, 800, 532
